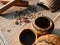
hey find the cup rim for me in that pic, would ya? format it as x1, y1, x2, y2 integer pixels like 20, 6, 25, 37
19, 29, 37, 45
33, 16, 53, 31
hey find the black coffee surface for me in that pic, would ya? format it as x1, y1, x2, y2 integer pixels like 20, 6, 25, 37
19, 29, 36, 45
35, 17, 50, 28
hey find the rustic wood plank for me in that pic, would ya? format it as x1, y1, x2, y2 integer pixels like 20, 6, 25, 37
0, 0, 28, 14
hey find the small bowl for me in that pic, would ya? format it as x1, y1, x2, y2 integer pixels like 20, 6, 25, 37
19, 29, 37, 45
32, 16, 54, 35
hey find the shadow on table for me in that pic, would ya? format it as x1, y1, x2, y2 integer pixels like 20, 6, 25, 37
0, 5, 48, 20
52, 28, 60, 36
0, 5, 60, 20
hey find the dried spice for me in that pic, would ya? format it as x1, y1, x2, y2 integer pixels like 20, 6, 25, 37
7, 30, 11, 32
14, 5, 41, 25
15, 16, 31, 25
14, 5, 41, 17
15, 20, 20, 25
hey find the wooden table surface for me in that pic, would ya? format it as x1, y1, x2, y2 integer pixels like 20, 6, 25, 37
0, 1, 60, 45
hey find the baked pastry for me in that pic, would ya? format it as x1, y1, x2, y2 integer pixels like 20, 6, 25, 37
35, 34, 60, 45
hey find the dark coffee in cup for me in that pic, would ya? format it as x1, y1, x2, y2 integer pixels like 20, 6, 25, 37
19, 29, 36, 45
32, 16, 54, 35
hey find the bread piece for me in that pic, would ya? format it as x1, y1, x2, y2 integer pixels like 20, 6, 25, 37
35, 34, 60, 45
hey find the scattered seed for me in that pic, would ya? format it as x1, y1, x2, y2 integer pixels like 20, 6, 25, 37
15, 21, 19, 25
7, 30, 11, 32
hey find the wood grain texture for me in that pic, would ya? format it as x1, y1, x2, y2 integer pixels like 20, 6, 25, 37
0, 0, 28, 14
39, 0, 60, 12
